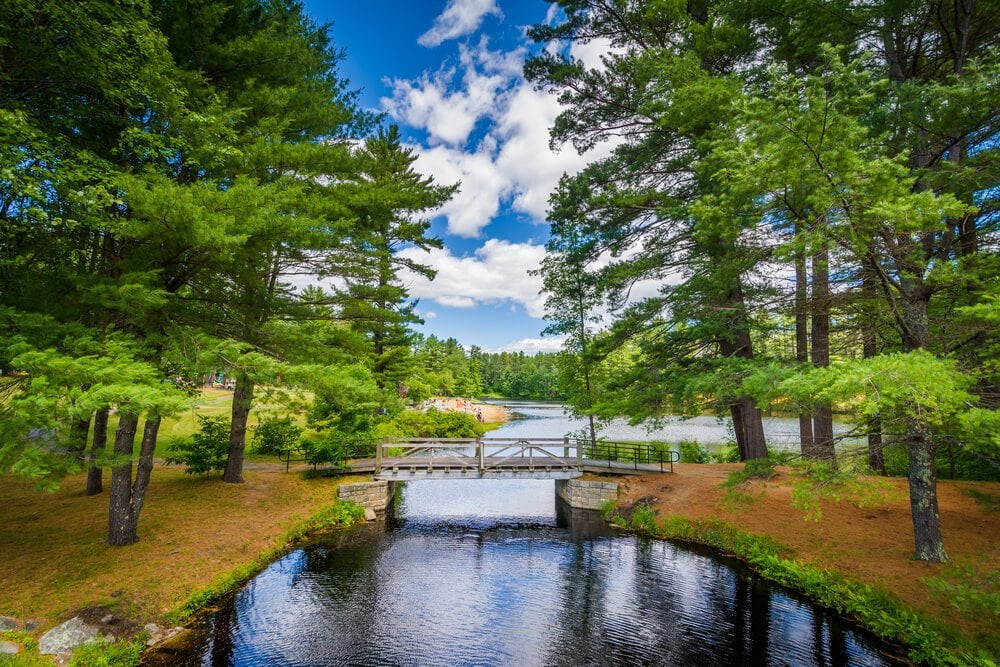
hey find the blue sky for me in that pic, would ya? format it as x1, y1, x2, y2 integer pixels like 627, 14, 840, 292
300, 1, 614, 353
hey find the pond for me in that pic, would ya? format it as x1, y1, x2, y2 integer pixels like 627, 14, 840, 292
154, 403, 904, 666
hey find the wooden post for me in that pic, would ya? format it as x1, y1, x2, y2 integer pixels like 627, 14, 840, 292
478, 437, 484, 475
376, 437, 385, 474
573, 436, 582, 470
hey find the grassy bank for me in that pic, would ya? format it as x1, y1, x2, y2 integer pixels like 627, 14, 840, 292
0, 464, 369, 663
612, 466, 1000, 665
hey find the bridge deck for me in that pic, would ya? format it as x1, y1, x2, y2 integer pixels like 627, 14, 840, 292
345, 437, 675, 480
348, 457, 667, 479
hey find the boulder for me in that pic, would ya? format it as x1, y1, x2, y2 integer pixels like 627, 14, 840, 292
38, 617, 100, 654
0, 616, 16, 631
0, 640, 20, 655
364, 508, 377, 521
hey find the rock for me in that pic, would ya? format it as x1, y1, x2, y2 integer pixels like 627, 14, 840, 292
364, 508, 377, 521
0, 640, 20, 655
145, 622, 166, 647
38, 617, 100, 654
0, 616, 16, 631
23, 620, 41, 632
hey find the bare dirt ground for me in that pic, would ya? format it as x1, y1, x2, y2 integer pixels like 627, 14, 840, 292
0, 466, 352, 628
617, 464, 1000, 650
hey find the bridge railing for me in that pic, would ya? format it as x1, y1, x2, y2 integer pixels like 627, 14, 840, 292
376, 438, 481, 473
375, 437, 678, 474
570, 438, 679, 473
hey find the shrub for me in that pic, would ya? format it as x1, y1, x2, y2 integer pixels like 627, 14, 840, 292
711, 442, 741, 463
300, 435, 349, 469
678, 439, 709, 463
165, 415, 230, 474
250, 416, 303, 456
379, 408, 486, 439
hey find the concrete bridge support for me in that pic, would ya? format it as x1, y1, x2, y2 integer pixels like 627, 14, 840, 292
555, 478, 619, 511
338, 480, 395, 518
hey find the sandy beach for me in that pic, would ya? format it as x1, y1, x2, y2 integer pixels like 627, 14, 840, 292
426, 397, 509, 424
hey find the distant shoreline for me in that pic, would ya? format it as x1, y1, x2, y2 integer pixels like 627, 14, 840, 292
425, 396, 510, 424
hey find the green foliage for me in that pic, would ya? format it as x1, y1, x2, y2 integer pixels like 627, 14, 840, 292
250, 416, 303, 456
719, 457, 777, 506
474, 350, 565, 399
788, 460, 894, 522
305, 363, 381, 439
779, 351, 975, 433
924, 560, 1000, 631
377, 408, 486, 439
0, 630, 42, 666
68, 636, 144, 667
165, 415, 230, 475
678, 439, 709, 463
710, 443, 741, 463
628, 503, 659, 534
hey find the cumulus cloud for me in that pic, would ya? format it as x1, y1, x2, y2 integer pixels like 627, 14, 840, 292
382, 41, 520, 148
418, 0, 502, 47
385, 40, 618, 237
398, 239, 547, 316
413, 144, 506, 237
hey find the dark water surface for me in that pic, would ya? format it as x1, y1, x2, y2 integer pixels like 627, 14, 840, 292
161, 478, 907, 666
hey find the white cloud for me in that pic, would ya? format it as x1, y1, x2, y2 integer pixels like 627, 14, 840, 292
418, 0, 502, 47
385, 40, 619, 237
399, 239, 547, 316
413, 144, 506, 237
569, 36, 614, 71
490, 336, 566, 355
422, 310, 438, 320
382, 41, 520, 148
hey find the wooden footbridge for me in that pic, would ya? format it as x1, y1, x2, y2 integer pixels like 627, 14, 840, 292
347, 437, 677, 480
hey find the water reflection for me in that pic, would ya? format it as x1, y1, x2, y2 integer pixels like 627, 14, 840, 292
163, 479, 905, 666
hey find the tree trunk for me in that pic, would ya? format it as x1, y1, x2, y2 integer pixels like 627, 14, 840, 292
719, 278, 768, 461
85, 407, 109, 495
808, 245, 835, 460
131, 416, 160, 522
223, 373, 255, 483
906, 420, 947, 562
901, 283, 947, 561
107, 412, 139, 546
730, 397, 768, 460
795, 242, 814, 453
107, 415, 160, 547
860, 262, 886, 474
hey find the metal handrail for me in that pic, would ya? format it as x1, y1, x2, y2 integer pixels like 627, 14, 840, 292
571, 438, 680, 473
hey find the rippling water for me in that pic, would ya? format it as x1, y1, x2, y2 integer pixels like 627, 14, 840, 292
163, 478, 906, 666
